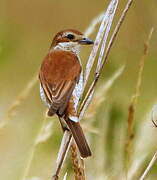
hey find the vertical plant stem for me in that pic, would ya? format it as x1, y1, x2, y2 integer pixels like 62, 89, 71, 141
50, 0, 134, 178
83, 0, 118, 91
52, 130, 72, 180
125, 28, 154, 168
71, 142, 86, 180
79, 0, 134, 118
139, 151, 157, 180
52, 1, 119, 178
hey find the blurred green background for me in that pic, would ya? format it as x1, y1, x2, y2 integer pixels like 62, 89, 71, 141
0, 0, 157, 180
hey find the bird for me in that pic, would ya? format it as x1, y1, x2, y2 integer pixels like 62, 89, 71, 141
39, 29, 94, 158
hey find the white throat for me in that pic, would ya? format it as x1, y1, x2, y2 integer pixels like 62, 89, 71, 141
54, 42, 81, 55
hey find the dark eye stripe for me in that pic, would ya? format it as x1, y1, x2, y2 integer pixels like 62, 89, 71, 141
67, 34, 74, 40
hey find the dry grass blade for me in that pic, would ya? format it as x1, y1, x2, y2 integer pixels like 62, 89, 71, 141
79, 0, 119, 120
7, 74, 38, 117
0, 73, 38, 128
125, 28, 154, 163
79, 0, 134, 119
83, 0, 118, 90
84, 65, 125, 120
84, 12, 104, 37
79, 90, 94, 121
35, 121, 53, 144
54, 0, 135, 178
79, 0, 119, 118
52, 1, 120, 178
139, 151, 157, 180
52, 131, 72, 180
51, 10, 110, 175
96, 0, 118, 73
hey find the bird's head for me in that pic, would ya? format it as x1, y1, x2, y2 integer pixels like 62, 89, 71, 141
51, 29, 94, 53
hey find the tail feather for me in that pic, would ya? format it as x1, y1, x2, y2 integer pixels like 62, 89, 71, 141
65, 119, 92, 158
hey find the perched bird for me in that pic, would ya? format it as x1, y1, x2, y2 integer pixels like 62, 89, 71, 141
39, 29, 94, 158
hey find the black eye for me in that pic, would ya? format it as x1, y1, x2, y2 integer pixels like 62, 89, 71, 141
66, 34, 74, 40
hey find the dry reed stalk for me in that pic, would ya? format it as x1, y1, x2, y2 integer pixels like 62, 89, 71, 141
52, 131, 72, 180
52, 0, 120, 179
79, 0, 134, 120
82, 65, 125, 138
71, 142, 85, 180
79, 0, 119, 119
83, 0, 118, 88
139, 151, 157, 180
125, 28, 154, 166
53, 0, 135, 179
84, 12, 104, 37
84, 65, 125, 120
0, 73, 38, 128
80, 67, 125, 137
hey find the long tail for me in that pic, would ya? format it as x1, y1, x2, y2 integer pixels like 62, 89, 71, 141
65, 119, 92, 158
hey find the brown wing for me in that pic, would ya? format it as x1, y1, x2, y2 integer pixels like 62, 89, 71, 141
39, 49, 81, 116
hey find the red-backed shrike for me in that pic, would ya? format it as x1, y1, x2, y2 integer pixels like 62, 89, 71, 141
39, 29, 94, 158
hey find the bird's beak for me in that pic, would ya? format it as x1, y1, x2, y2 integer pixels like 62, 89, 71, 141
79, 38, 94, 45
